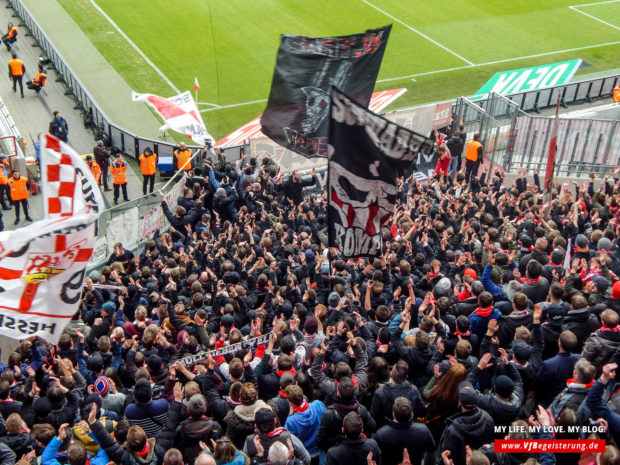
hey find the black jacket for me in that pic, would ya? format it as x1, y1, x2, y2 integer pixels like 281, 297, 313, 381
276, 176, 317, 205
392, 327, 435, 387
316, 400, 376, 452
497, 311, 533, 347
466, 364, 524, 429
375, 420, 435, 465
370, 381, 425, 429
562, 308, 601, 352
436, 408, 495, 465
176, 417, 223, 464
325, 437, 382, 465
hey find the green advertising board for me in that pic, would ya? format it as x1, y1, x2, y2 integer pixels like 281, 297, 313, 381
474, 59, 582, 96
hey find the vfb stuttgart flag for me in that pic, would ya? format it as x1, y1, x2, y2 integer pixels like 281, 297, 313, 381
0, 134, 103, 343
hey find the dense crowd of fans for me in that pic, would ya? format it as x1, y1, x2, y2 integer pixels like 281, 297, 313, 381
1, 148, 620, 465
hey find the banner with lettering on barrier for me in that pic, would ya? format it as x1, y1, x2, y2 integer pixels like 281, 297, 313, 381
179, 333, 273, 366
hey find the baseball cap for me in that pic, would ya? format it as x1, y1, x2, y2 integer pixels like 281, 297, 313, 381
458, 381, 478, 409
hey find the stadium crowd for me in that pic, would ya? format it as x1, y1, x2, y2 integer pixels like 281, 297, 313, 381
1, 146, 620, 465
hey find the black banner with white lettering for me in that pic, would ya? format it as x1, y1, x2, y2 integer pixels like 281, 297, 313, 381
261, 25, 391, 158
328, 88, 435, 258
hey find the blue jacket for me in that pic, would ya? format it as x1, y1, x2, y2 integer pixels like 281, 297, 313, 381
42, 436, 109, 465
468, 307, 502, 339
533, 352, 582, 407
285, 400, 327, 455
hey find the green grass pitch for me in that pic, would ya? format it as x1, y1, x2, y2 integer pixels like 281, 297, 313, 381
58, 0, 620, 141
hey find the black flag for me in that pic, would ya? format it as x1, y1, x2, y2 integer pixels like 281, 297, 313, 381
261, 25, 391, 158
328, 88, 435, 258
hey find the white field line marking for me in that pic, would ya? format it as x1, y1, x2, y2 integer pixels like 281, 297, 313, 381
570, 0, 620, 8
89, 0, 181, 94
199, 39, 620, 109
378, 40, 620, 83
199, 98, 268, 113
569, 3, 620, 31
197, 102, 222, 108
358, 0, 475, 66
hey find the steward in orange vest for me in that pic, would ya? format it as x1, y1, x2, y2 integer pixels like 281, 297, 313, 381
0, 156, 11, 210
8, 169, 31, 224
8, 52, 24, 97
27, 64, 47, 95
2, 23, 17, 51
464, 133, 483, 184
139, 147, 157, 195
174, 143, 192, 171
614, 84, 620, 104
86, 155, 102, 186
110, 154, 129, 205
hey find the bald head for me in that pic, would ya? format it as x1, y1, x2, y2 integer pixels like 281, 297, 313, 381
195, 453, 216, 465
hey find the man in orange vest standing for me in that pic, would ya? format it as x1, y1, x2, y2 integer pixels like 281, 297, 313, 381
110, 152, 129, 205
174, 142, 192, 172
85, 155, 102, 187
8, 169, 31, 224
8, 52, 24, 98
464, 133, 483, 184
2, 23, 17, 52
139, 147, 157, 195
0, 155, 11, 211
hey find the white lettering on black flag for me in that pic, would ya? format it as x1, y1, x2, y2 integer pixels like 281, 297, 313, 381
328, 88, 434, 258
261, 25, 391, 158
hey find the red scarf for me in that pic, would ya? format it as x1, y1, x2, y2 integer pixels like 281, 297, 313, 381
336, 376, 359, 389
278, 390, 287, 399
136, 440, 150, 458
566, 378, 595, 389
292, 400, 309, 413
277, 367, 296, 378
264, 427, 286, 437
521, 276, 540, 284
474, 306, 493, 318
454, 330, 471, 337
597, 325, 620, 333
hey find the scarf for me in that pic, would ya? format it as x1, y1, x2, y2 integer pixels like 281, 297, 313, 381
336, 376, 359, 389
597, 325, 620, 333
277, 367, 296, 378
278, 390, 287, 399
263, 427, 286, 438
454, 330, 471, 337
566, 378, 595, 389
474, 306, 493, 318
292, 400, 309, 413
521, 276, 540, 284
136, 440, 150, 458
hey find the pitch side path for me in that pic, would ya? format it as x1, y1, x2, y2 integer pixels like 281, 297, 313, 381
0, 0, 167, 228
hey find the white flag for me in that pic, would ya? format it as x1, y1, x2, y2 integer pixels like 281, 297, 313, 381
0, 134, 103, 343
132, 90, 214, 146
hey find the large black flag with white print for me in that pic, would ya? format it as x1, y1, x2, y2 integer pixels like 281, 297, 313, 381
328, 88, 435, 258
261, 25, 391, 158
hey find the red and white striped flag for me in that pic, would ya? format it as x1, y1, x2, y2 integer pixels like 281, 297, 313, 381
194, 77, 199, 92
0, 134, 103, 343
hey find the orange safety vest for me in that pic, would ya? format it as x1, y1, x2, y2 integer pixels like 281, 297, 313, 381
8, 176, 28, 201
7, 26, 17, 40
88, 160, 101, 184
174, 148, 192, 171
614, 85, 620, 104
465, 140, 482, 161
34, 71, 47, 87
110, 160, 127, 185
139, 152, 157, 175
8, 58, 23, 77
0, 160, 9, 185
